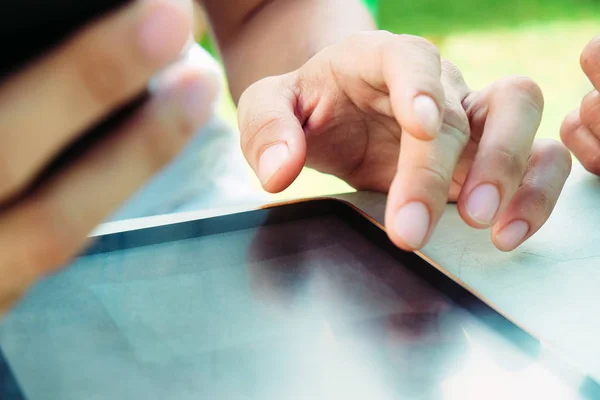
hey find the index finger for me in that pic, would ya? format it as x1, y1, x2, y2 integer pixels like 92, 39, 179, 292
384, 61, 471, 251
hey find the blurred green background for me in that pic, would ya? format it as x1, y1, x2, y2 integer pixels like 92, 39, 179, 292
211, 0, 600, 201
379, 0, 600, 36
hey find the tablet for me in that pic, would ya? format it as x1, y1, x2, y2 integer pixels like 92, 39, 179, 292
0, 198, 597, 399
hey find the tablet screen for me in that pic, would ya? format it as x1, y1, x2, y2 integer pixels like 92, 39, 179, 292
0, 204, 594, 399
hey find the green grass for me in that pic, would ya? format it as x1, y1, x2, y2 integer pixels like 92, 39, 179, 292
379, 0, 600, 37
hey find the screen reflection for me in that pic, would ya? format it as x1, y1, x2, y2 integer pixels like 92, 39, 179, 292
246, 217, 582, 400
0, 215, 589, 399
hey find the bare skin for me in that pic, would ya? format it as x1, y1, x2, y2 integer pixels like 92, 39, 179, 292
561, 35, 600, 176
0, 0, 571, 315
0, 0, 219, 313
201, 0, 571, 253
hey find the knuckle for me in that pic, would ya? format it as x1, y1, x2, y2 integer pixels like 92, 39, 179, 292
239, 76, 295, 153
417, 158, 452, 192
525, 141, 572, 186
441, 59, 464, 85
442, 100, 470, 142
525, 186, 556, 217
489, 147, 528, 181
560, 110, 581, 144
239, 76, 280, 112
582, 89, 600, 107
396, 34, 440, 58
463, 93, 489, 134
241, 110, 287, 152
583, 151, 600, 176
533, 139, 572, 169
580, 91, 600, 131
581, 37, 600, 77
341, 31, 394, 56
361, 30, 395, 44
136, 94, 204, 170
442, 122, 470, 151
500, 75, 544, 112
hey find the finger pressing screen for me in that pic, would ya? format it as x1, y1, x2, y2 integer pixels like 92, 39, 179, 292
385, 73, 470, 251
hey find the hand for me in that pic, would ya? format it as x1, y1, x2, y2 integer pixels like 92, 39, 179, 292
238, 31, 571, 253
0, 0, 219, 314
561, 35, 600, 175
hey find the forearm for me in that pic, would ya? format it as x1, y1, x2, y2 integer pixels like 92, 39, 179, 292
201, 0, 376, 102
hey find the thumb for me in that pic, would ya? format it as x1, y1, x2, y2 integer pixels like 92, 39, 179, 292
238, 75, 307, 193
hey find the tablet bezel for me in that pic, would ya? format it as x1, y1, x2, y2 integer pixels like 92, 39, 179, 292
0, 197, 598, 399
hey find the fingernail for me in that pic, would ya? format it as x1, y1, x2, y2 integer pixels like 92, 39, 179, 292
413, 95, 441, 139
496, 220, 530, 251
394, 202, 431, 249
258, 143, 289, 184
467, 184, 500, 225
139, 2, 190, 63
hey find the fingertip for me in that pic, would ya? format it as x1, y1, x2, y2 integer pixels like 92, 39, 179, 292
390, 90, 444, 141
151, 61, 221, 131
535, 139, 573, 173
456, 205, 487, 230
385, 227, 420, 252
492, 219, 530, 252
386, 200, 431, 251
386, 232, 416, 252
151, 44, 222, 101
138, 0, 192, 64
258, 142, 305, 193
460, 183, 501, 228
258, 143, 290, 185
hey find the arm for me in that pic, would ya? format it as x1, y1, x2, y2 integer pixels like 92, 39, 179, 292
200, 0, 376, 102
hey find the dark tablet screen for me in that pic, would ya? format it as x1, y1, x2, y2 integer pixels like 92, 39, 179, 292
0, 200, 596, 399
